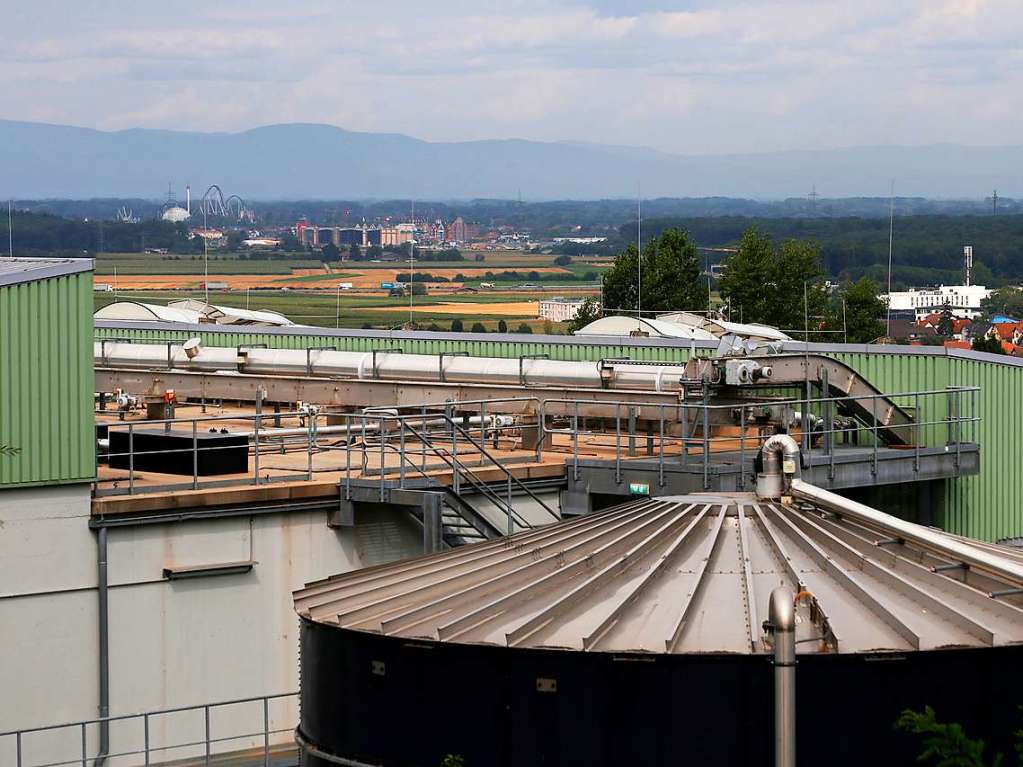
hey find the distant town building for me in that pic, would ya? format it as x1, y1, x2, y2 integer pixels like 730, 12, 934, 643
539, 297, 586, 323
884, 284, 990, 320
381, 223, 415, 247
449, 217, 467, 243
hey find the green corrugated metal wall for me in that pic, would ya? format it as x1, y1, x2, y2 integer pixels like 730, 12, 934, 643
2, 272, 95, 487
94, 325, 1022, 542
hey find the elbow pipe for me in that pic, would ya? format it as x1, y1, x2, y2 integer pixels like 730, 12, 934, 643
761, 433, 800, 476
757, 433, 800, 499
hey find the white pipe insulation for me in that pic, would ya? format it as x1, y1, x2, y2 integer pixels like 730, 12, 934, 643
95, 340, 686, 392
789, 479, 1023, 586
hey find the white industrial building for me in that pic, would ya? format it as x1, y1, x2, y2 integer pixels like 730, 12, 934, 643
539, 297, 587, 323
885, 284, 990, 320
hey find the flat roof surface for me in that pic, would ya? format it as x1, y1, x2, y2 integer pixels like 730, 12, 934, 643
0, 257, 93, 287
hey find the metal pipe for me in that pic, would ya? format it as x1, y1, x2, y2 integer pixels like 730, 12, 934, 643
757, 433, 800, 499
769, 587, 796, 767
95, 527, 110, 767
789, 480, 1023, 585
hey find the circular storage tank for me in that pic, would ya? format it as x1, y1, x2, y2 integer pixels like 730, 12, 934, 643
294, 492, 1023, 767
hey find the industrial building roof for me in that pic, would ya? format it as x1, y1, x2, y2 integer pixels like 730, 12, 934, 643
295, 485, 1023, 655
0, 257, 93, 288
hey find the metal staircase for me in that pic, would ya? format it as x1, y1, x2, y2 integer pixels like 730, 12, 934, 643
360, 413, 560, 549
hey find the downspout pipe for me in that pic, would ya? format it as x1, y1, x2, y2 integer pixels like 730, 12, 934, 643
95, 527, 109, 767
768, 587, 796, 767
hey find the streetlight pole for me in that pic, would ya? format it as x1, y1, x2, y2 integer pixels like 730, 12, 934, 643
203, 205, 209, 305
409, 200, 415, 327
636, 183, 642, 319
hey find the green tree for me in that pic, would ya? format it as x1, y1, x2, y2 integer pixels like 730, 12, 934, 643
840, 277, 886, 343
515, 323, 533, 334
972, 336, 1006, 354
320, 243, 340, 262
367, 244, 383, 259
601, 243, 639, 314
450, 318, 464, 332
937, 302, 955, 337
980, 287, 1023, 321
895, 706, 1000, 767
497, 319, 508, 333
470, 322, 487, 333
567, 296, 601, 333
553, 254, 572, 266
719, 227, 829, 335
718, 227, 774, 324
601, 228, 707, 316
348, 243, 361, 261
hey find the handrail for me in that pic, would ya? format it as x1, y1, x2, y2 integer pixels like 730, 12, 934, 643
442, 416, 559, 521
395, 418, 539, 531
351, 438, 505, 539
0, 692, 297, 738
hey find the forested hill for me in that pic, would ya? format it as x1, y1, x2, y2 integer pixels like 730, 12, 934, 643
626, 215, 1023, 287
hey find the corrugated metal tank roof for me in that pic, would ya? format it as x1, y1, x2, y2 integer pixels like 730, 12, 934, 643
295, 490, 1023, 655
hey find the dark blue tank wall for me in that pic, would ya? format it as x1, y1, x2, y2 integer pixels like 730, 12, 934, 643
298, 618, 1023, 767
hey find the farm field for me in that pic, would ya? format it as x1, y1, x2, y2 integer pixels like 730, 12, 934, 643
91, 249, 603, 330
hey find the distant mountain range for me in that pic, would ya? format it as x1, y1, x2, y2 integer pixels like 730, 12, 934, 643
1, 120, 1021, 200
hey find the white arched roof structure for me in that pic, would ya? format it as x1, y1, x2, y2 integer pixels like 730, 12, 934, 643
93, 301, 201, 323
572, 315, 718, 340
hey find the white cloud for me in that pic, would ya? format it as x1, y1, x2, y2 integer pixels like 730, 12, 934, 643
0, 0, 1019, 153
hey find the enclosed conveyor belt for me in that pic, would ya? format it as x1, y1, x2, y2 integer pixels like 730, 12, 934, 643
94, 340, 685, 391
683, 354, 916, 445
94, 342, 917, 444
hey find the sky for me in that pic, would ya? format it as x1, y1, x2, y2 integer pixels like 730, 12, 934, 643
2, 0, 1021, 155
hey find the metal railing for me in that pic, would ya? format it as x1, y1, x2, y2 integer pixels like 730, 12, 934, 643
95, 397, 553, 507
0, 692, 298, 767
95, 387, 979, 500
540, 385, 980, 490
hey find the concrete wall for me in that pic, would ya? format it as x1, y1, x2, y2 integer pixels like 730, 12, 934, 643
0, 485, 422, 765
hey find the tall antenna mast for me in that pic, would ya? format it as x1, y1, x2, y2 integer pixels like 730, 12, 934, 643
637, 182, 642, 319
992, 189, 998, 216
885, 181, 895, 338
409, 199, 415, 326
7, 200, 12, 258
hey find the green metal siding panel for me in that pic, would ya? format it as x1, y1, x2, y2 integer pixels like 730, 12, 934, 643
2, 272, 94, 487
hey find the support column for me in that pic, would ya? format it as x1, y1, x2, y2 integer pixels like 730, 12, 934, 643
422, 494, 444, 553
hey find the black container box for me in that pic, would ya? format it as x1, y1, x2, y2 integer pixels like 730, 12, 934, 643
108, 428, 249, 476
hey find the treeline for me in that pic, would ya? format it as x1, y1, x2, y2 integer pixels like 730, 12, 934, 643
395, 269, 598, 284
1, 211, 200, 256
624, 215, 1023, 286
